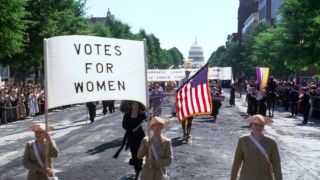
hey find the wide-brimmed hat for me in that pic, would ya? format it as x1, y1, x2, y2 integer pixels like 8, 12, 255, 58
246, 114, 273, 125
28, 123, 54, 132
150, 116, 170, 128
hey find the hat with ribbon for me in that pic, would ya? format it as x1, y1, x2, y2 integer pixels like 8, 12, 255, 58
246, 114, 273, 125
28, 123, 54, 132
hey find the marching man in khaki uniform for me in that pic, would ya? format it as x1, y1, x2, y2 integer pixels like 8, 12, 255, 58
23, 123, 59, 180
231, 115, 282, 180
138, 116, 173, 180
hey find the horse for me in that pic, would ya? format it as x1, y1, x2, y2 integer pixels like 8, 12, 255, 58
266, 91, 277, 117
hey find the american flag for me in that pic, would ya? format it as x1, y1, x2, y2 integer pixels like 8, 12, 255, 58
176, 63, 212, 121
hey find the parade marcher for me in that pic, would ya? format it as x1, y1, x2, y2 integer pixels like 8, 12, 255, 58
231, 115, 282, 180
178, 70, 193, 142
122, 101, 146, 180
229, 84, 236, 106
267, 76, 277, 93
108, 100, 115, 113
301, 87, 311, 124
169, 82, 178, 117
150, 83, 163, 116
102, 100, 109, 115
246, 86, 258, 116
283, 85, 290, 111
289, 86, 299, 117
257, 90, 267, 116
137, 116, 173, 180
23, 123, 59, 180
211, 87, 222, 122
238, 81, 244, 98
86, 101, 97, 123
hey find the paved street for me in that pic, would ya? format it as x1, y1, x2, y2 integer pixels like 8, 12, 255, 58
0, 90, 320, 180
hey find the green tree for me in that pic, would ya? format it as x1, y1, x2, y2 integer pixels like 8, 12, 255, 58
22, 0, 88, 82
280, 0, 320, 70
0, 0, 28, 60
168, 47, 184, 68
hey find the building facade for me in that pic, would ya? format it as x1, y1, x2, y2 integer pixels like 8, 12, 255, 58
238, 0, 258, 41
242, 12, 259, 38
258, 0, 283, 24
188, 38, 205, 68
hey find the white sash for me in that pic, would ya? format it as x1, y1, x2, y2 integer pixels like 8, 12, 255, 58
249, 135, 275, 180
249, 135, 270, 163
151, 142, 168, 180
32, 141, 45, 168
32, 141, 59, 180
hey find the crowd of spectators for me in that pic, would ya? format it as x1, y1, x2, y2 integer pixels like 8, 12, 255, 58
0, 83, 46, 125
234, 77, 320, 119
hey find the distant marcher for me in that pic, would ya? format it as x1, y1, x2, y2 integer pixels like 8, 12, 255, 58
257, 90, 267, 116
231, 115, 282, 180
301, 87, 311, 124
122, 101, 146, 180
150, 83, 163, 116
178, 70, 193, 142
246, 87, 258, 116
230, 85, 236, 106
289, 87, 299, 117
138, 116, 173, 180
108, 100, 115, 113
211, 90, 222, 122
102, 100, 109, 115
23, 123, 59, 180
86, 101, 97, 123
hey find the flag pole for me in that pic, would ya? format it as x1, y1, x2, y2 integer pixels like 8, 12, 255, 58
143, 39, 152, 168
43, 38, 49, 167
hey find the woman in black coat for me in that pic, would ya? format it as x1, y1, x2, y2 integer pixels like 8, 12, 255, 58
122, 101, 146, 180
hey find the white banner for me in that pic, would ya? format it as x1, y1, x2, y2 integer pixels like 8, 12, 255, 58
147, 67, 232, 81
45, 35, 146, 109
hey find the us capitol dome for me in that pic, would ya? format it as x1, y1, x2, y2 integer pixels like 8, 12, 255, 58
188, 38, 205, 68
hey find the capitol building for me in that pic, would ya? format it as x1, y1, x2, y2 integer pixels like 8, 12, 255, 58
188, 38, 205, 68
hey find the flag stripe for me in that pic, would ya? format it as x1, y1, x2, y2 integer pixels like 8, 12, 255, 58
191, 88, 198, 113
187, 85, 194, 115
199, 85, 205, 112
184, 85, 191, 116
176, 63, 212, 121
203, 84, 210, 112
195, 86, 201, 113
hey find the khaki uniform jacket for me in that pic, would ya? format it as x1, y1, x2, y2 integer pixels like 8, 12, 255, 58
231, 134, 282, 180
23, 140, 59, 180
137, 136, 173, 180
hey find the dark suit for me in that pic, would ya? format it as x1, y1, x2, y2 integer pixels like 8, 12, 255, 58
86, 101, 97, 123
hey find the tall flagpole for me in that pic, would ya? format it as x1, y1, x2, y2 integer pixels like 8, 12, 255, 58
43, 38, 49, 167
143, 39, 152, 168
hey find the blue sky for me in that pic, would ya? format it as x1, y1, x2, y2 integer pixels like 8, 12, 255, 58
85, 0, 239, 62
